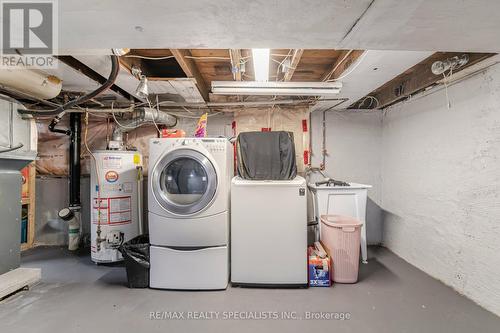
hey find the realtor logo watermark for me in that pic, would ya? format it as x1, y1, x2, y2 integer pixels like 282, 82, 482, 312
1, 0, 57, 68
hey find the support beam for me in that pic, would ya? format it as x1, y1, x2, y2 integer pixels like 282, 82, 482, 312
55, 56, 139, 102
229, 49, 242, 81
283, 49, 304, 82
170, 49, 209, 101
350, 52, 495, 109
321, 50, 364, 82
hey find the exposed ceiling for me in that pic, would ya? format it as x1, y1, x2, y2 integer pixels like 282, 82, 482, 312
349, 52, 494, 109
58, 0, 500, 52
13, 48, 493, 112
8, 1, 498, 111
312, 50, 434, 111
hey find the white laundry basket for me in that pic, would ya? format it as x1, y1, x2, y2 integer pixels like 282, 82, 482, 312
320, 215, 362, 283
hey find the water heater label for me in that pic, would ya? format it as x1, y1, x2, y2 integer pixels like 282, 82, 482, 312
105, 171, 119, 183
109, 196, 131, 212
92, 196, 132, 225
102, 156, 122, 169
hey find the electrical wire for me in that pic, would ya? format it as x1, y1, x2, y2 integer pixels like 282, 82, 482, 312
184, 56, 231, 60
383, 61, 500, 113
83, 112, 103, 250
85, 111, 112, 118
323, 50, 353, 81
0, 143, 23, 153
242, 73, 254, 80
443, 72, 451, 109
162, 111, 222, 119
148, 97, 161, 135
270, 53, 292, 57
124, 55, 175, 60
70, 105, 136, 113
275, 49, 293, 82
155, 95, 164, 133
326, 51, 368, 82
106, 114, 110, 147
111, 106, 142, 129
441, 60, 458, 110
358, 95, 380, 109
271, 58, 285, 65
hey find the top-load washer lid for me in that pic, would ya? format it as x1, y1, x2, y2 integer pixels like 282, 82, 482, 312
151, 148, 218, 216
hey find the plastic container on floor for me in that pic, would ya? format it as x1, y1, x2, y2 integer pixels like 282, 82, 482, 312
119, 235, 150, 288
320, 215, 362, 283
308, 182, 371, 264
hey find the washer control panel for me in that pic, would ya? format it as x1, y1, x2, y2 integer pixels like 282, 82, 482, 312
154, 137, 228, 152
201, 138, 227, 152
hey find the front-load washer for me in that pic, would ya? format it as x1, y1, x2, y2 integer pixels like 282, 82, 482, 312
148, 137, 233, 290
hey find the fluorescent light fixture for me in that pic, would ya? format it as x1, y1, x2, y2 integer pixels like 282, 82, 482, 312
211, 81, 342, 96
251, 48, 270, 82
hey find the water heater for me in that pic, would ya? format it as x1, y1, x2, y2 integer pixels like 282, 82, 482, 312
90, 150, 142, 263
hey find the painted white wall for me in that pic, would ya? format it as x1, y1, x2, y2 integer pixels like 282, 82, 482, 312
381, 64, 500, 316
310, 63, 500, 315
310, 109, 383, 244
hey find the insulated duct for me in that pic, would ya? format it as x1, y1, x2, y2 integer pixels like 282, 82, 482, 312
110, 107, 177, 149
0, 69, 62, 100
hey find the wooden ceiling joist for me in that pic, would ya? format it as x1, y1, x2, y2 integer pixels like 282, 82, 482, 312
350, 52, 495, 109
229, 49, 242, 81
170, 49, 209, 101
283, 49, 304, 82
321, 50, 364, 82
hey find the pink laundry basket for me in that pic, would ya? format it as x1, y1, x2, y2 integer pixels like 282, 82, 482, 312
320, 215, 362, 283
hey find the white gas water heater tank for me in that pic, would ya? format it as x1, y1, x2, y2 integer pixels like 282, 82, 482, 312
90, 150, 143, 263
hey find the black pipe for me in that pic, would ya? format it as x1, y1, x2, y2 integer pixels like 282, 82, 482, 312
48, 119, 71, 135
69, 112, 81, 208
45, 55, 120, 136
19, 54, 120, 117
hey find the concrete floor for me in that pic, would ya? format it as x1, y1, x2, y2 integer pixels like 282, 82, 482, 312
1, 246, 499, 333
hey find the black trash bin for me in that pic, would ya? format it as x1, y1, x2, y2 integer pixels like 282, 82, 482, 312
119, 234, 150, 288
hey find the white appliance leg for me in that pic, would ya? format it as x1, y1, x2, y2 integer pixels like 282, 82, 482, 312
361, 223, 368, 264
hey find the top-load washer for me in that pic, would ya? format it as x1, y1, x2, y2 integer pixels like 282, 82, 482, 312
148, 137, 233, 290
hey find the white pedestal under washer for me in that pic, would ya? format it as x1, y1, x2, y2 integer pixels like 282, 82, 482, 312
148, 138, 233, 290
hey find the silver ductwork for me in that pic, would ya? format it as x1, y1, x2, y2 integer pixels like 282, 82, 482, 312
110, 107, 177, 149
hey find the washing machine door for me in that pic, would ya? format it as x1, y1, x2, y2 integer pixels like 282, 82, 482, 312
151, 148, 218, 215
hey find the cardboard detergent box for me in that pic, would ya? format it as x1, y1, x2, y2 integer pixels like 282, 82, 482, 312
308, 245, 332, 287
